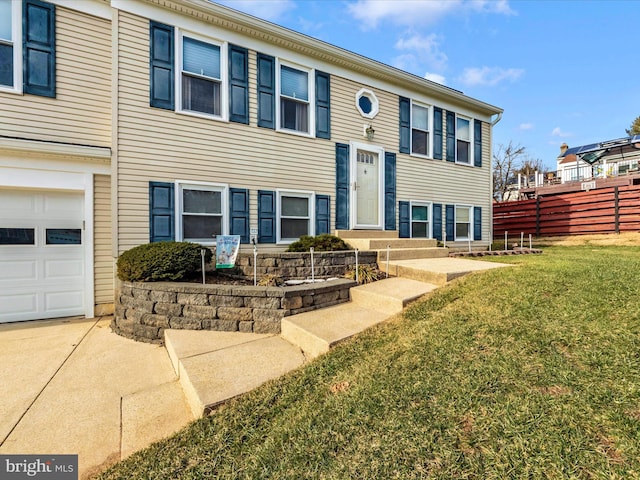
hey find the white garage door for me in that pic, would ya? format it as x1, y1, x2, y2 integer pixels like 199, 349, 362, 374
0, 190, 85, 323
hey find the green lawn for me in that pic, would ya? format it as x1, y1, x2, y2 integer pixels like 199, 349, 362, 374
99, 246, 640, 479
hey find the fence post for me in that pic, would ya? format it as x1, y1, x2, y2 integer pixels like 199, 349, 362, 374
535, 196, 541, 237
614, 186, 620, 234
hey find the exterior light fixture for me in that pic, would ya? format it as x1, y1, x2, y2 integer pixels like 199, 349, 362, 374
365, 124, 375, 141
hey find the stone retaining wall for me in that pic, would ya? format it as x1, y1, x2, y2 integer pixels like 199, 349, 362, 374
235, 251, 378, 279
112, 279, 356, 344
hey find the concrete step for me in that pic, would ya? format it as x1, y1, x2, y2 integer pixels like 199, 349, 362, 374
376, 247, 450, 261
335, 230, 399, 239
349, 277, 438, 315
164, 330, 305, 417
381, 257, 511, 286
120, 380, 194, 460
281, 303, 390, 359
281, 278, 437, 358
347, 238, 438, 250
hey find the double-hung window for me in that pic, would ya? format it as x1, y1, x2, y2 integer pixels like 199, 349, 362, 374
411, 103, 430, 156
278, 191, 314, 242
180, 35, 223, 117
456, 116, 471, 164
455, 205, 472, 240
177, 183, 228, 244
411, 203, 430, 238
0, 0, 20, 91
279, 64, 311, 134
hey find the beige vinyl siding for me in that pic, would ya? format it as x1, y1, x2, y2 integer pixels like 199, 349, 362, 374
396, 118, 492, 244
331, 77, 399, 150
116, 12, 335, 252
94, 174, 113, 305
0, 7, 111, 147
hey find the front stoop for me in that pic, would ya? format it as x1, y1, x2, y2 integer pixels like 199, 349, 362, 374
334, 230, 449, 262
281, 278, 438, 358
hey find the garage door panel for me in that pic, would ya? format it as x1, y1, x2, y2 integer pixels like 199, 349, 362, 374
43, 194, 84, 218
45, 258, 84, 279
45, 291, 84, 313
0, 294, 38, 318
0, 192, 37, 217
0, 260, 37, 281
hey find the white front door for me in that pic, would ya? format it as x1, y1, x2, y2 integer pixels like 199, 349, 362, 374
352, 144, 383, 229
0, 190, 85, 323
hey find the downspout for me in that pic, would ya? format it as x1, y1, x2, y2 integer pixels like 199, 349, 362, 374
490, 112, 503, 247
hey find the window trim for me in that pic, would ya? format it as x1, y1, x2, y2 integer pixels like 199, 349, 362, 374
176, 30, 228, 121
410, 201, 431, 239
355, 88, 379, 119
455, 114, 473, 165
175, 181, 229, 245
454, 204, 473, 241
276, 189, 315, 244
410, 101, 432, 158
0, 0, 22, 94
275, 59, 315, 137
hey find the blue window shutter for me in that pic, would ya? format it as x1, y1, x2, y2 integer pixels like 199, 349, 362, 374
257, 53, 275, 129
315, 194, 330, 235
229, 188, 249, 243
149, 21, 174, 110
433, 107, 443, 160
445, 204, 455, 241
23, 0, 55, 98
474, 206, 482, 241
335, 143, 350, 230
474, 119, 482, 167
229, 44, 248, 124
384, 152, 396, 230
315, 70, 331, 139
399, 97, 410, 154
258, 190, 275, 243
446, 111, 455, 162
399, 201, 410, 238
433, 203, 442, 241
149, 182, 174, 242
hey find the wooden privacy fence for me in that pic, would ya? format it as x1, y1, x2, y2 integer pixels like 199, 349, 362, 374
493, 185, 640, 237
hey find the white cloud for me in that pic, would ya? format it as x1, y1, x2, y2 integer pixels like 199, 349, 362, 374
519, 123, 534, 131
551, 127, 572, 138
425, 72, 446, 85
394, 33, 448, 72
347, 0, 514, 29
216, 0, 295, 21
469, 0, 516, 15
457, 66, 524, 87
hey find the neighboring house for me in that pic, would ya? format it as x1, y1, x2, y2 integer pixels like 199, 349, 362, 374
557, 136, 640, 182
0, 0, 502, 324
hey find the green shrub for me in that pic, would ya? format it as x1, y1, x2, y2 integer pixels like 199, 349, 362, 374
286, 234, 352, 252
117, 242, 212, 282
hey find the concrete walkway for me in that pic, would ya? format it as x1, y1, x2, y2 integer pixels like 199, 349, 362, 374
1, 257, 510, 479
0, 317, 193, 479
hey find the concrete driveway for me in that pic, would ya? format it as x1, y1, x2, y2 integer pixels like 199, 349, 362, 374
0, 316, 193, 479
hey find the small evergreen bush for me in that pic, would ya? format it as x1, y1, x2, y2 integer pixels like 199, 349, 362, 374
286, 234, 352, 252
117, 242, 212, 282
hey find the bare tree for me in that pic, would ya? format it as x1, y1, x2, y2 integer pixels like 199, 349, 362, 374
493, 141, 526, 202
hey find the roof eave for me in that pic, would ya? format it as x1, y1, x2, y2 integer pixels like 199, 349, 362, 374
166, 0, 503, 117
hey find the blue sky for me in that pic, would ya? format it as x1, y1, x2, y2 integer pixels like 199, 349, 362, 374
216, 0, 639, 170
